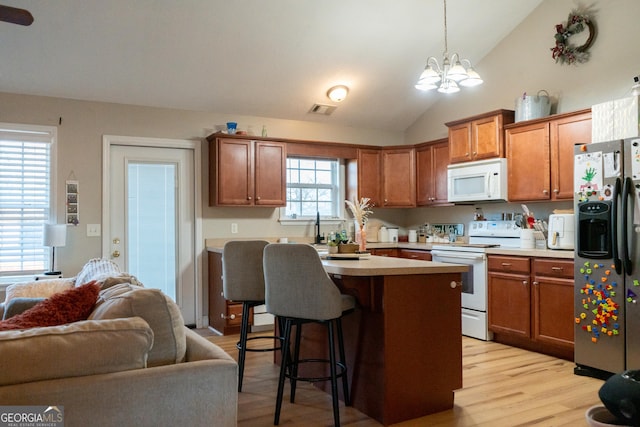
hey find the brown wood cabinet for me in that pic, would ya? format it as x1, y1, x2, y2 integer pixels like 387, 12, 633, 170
397, 248, 432, 261
369, 248, 398, 257
355, 148, 382, 206
351, 147, 416, 208
445, 110, 515, 164
382, 147, 416, 207
488, 254, 574, 360
208, 251, 245, 335
416, 138, 450, 206
532, 258, 574, 350
488, 255, 531, 338
208, 136, 286, 207
506, 109, 591, 202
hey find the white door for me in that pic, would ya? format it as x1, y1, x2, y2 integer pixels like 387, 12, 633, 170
105, 138, 199, 325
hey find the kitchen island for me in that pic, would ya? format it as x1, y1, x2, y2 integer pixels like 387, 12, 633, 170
309, 255, 467, 425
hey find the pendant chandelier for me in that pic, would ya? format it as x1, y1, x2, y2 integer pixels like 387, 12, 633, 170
415, 0, 483, 93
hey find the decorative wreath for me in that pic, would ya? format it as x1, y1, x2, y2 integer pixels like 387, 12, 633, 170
550, 7, 596, 65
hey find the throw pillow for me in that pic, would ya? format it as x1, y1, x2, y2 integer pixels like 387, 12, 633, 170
2, 297, 46, 320
90, 283, 186, 367
74, 258, 121, 287
0, 282, 101, 331
4, 278, 74, 303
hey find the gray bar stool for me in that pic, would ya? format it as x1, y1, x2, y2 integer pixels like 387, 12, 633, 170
222, 240, 283, 392
263, 243, 356, 427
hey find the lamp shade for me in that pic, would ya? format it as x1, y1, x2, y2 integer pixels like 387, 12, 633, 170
43, 224, 67, 247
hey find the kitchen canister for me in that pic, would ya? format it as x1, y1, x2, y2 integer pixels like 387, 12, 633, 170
378, 226, 388, 243
408, 230, 417, 243
387, 228, 399, 243
520, 229, 535, 249
515, 90, 551, 122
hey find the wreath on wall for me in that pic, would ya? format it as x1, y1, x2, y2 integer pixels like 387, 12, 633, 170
550, 7, 596, 65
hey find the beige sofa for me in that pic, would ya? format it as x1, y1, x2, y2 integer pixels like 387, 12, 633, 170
0, 259, 238, 427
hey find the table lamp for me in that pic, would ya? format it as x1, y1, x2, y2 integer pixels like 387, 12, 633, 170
43, 223, 67, 276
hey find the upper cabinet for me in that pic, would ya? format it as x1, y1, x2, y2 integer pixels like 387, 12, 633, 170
350, 147, 416, 208
446, 110, 515, 164
506, 109, 591, 202
208, 135, 286, 207
416, 138, 451, 206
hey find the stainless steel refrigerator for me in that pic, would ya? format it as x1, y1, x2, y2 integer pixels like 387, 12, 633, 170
574, 138, 640, 379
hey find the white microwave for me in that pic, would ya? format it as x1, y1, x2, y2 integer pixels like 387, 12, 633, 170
447, 158, 508, 203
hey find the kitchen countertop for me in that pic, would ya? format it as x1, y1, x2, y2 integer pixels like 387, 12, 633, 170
321, 255, 468, 276
206, 240, 575, 259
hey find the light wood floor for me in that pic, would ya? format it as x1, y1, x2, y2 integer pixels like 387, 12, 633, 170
201, 329, 604, 426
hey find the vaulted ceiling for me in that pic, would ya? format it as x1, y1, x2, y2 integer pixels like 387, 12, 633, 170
0, 0, 544, 131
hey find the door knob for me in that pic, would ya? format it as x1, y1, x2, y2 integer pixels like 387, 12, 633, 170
112, 250, 120, 258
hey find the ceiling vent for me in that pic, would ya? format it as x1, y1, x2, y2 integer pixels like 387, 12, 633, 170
308, 103, 337, 115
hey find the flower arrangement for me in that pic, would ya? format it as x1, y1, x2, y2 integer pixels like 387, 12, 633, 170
345, 197, 374, 252
345, 197, 374, 229
550, 7, 596, 65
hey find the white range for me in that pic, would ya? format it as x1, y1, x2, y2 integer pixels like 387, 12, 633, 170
431, 220, 521, 341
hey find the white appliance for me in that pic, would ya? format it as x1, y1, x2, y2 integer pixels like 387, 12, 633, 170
431, 220, 521, 340
547, 213, 575, 250
447, 158, 508, 203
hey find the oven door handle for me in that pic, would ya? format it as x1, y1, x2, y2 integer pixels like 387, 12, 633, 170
431, 251, 486, 261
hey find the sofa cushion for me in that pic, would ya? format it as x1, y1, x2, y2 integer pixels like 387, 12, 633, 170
0, 282, 101, 331
89, 283, 186, 367
2, 297, 45, 320
4, 278, 74, 303
0, 317, 153, 387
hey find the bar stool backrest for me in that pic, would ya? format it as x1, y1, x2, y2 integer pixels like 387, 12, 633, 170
264, 243, 342, 321
222, 240, 269, 301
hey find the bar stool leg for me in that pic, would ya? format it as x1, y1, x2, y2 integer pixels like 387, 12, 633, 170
237, 301, 251, 392
336, 317, 350, 406
274, 318, 292, 426
328, 320, 341, 427
289, 321, 302, 403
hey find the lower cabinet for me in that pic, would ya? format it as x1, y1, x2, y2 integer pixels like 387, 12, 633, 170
488, 255, 574, 360
370, 248, 432, 261
208, 251, 248, 335
370, 248, 398, 257
398, 249, 432, 261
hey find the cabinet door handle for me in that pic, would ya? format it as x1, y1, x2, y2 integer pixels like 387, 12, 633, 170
522, 280, 528, 286
533, 281, 539, 286
542, 189, 549, 195
247, 196, 252, 200
553, 188, 559, 194
501, 262, 512, 266
472, 151, 477, 156
256, 196, 261, 200
551, 266, 564, 271
450, 281, 462, 289
220, 313, 238, 320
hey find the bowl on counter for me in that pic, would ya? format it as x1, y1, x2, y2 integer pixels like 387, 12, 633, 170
585, 405, 630, 427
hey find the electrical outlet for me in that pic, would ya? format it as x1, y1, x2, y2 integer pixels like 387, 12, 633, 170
231, 223, 238, 234
87, 223, 101, 237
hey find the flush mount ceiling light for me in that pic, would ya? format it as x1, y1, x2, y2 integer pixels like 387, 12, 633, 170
415, 0, 483, 94
327, 85, 349, 102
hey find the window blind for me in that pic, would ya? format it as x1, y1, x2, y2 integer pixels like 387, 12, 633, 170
0, 125, 55, 275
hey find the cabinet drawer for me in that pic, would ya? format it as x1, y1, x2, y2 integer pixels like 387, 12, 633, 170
533, 258, 574, 279
225, 303, 244, 327
398, 249, 432, 261
488, 255, 530, 274
371, 248, 398, 257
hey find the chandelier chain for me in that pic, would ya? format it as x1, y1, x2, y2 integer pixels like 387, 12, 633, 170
443, 0, 448, 55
